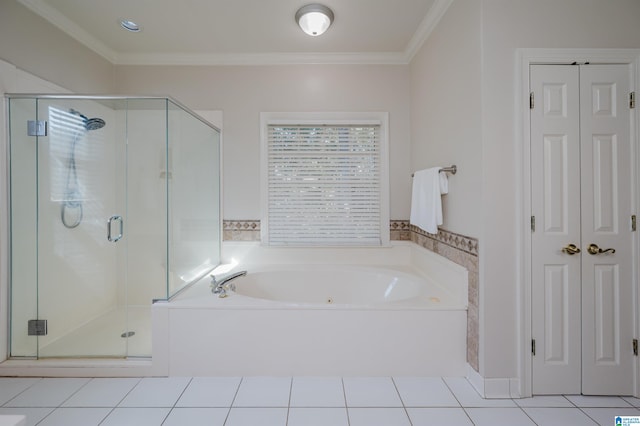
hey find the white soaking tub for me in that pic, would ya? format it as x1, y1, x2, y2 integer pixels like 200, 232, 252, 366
160, 242, 468, 377
231, 266, 445, 307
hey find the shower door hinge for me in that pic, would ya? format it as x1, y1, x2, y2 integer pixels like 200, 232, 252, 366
27, 120, 47, 137
631, 92, 636, 109
531, 216, 536, 232
632, 215, 637, 232
633, 339, 638, 356
532, 339, 536, 356
529, 92, 534, 109
27, 319, 47, 336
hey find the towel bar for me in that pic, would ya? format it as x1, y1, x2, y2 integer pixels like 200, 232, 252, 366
412, 165, 457, 177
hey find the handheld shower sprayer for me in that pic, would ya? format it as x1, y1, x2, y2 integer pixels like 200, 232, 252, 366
60, 109, 106, 229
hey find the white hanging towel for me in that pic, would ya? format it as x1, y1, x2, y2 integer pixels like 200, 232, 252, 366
409, 167, 449, 234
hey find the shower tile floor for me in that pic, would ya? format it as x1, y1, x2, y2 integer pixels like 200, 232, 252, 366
0, 376, 638, 425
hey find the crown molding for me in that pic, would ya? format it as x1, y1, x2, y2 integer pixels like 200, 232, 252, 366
404, 0, 454, 62
113, 51, 409, 66
17, 0, 118, 63
18, 0, 452, 66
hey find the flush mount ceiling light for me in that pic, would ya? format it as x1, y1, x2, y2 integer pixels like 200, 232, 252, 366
119, 19, 141, 32
295, 4, 334, 36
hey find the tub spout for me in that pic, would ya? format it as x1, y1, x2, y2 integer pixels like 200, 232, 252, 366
210, 270, 247, 298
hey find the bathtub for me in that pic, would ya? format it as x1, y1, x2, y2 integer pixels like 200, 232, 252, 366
231, 266, 450, 308
160, 242, 468, 376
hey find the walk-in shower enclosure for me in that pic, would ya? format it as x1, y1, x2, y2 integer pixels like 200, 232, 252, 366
6, 95, 221, 359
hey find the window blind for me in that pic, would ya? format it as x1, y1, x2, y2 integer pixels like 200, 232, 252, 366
266, 124, 381, 245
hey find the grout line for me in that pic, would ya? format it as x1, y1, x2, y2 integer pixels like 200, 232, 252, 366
391, 377, 414, 426
96, 377, 144, 426
285, 377, 293, 426
287, 405, 350, 408
94, 376, 144, 424
97, 407, 116, 425
345, 406, 408, 409
159, 408, 173, 425
29, 378, 92, 426
563, 395, 578, 408
517, 405, 538, 425
57, 377, 92, 407
222, 377, 243, 425
342, 378, 351, 426
172, 377, 193, 408
159, 377, 194, 425
34, 408, 55, 426
112, 377, 144, 408
573, 406, 601, 426
442, 377, 475, 425
1, 377, 43, 407
442, 377, 465, 407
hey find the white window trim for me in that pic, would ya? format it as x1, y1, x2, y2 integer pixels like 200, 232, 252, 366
260, 112, 390, 247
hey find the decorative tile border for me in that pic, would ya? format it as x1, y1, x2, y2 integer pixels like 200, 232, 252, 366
390, 220, 411, 241
410, 225, 479, 256
222, 219, 480, 373
223, 220, 260, 241
223, 220, 413, 241
223, 220, 260, 231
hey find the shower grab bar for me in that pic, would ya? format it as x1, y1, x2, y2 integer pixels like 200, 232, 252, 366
107, 215, 123, 242
411, 165, 457, 177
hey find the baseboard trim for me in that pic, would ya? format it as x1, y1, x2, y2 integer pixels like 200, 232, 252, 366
466, 364, 521, 399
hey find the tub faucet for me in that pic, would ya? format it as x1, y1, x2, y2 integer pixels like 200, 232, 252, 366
210, 270, 247, 298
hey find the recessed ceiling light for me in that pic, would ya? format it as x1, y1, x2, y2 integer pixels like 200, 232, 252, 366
119, 19, 141, 32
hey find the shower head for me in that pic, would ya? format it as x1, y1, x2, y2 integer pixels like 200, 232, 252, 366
70, 109, 106, 131
84, 117, 106, 131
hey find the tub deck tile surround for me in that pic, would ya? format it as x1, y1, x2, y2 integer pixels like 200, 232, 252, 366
165, 243, 467, 377
410, 225, 480, 373
222, 219, 480, 373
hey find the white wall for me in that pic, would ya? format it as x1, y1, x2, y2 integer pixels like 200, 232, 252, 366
0, 0, 114, 94
113, 64, 412, 220
410, 0, 640, 381
410, 0, 482, 238
481, 0, 640, 380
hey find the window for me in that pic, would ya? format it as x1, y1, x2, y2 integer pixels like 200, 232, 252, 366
261, 112, 389, 246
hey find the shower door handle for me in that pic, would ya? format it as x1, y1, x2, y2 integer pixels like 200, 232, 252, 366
107, 215, 123, 242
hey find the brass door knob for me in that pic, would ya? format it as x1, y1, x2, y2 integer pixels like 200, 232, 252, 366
587, 243, 616, 255
562, 244, 581, 255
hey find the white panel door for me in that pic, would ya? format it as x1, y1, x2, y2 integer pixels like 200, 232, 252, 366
531, 64, 635, 395
580, 65, 634, 395
531, 65, 582, 394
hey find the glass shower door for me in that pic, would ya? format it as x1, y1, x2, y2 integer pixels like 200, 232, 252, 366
34, 99, 128, 358
9, 95, 218, 360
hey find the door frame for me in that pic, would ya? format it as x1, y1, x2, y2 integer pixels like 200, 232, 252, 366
517, 48, 640, 398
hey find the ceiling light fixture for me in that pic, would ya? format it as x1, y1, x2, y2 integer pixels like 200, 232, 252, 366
295, 4, 334, 37
119, 19, 141, 32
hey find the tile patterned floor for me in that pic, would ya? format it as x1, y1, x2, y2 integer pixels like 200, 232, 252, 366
0, 376, 638, 425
